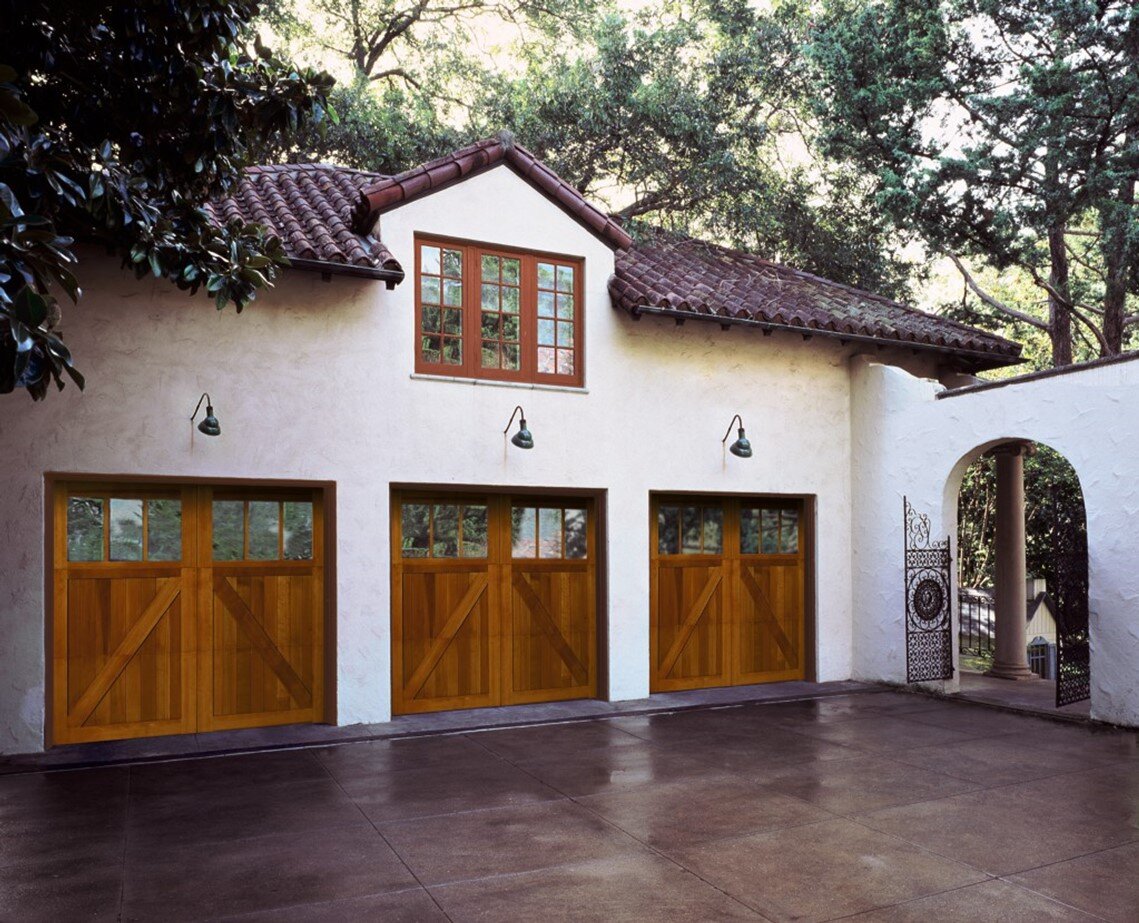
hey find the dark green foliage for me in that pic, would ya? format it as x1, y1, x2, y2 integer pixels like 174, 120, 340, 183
265, 0, 915, 299
808, 0, 1139, 364
957, 445, 1086, 594
0, 1, 334, 399
272, 78, 461, 174
473, 1, 916, 298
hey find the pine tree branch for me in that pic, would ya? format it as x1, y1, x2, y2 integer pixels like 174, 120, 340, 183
949, 254, 1049, 330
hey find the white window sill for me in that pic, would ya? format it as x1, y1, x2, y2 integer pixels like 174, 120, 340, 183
409, 373, 589, 394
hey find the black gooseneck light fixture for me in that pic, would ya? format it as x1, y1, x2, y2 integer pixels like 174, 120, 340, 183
191, 392, 221, 436
721, 413, 752, 458
503, 405, 533, 449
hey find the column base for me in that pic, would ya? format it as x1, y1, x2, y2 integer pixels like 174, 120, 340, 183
985, 663, 1041, 681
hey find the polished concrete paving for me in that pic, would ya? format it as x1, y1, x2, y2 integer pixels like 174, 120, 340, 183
2, 690, 1137, 921
1, 680, 874, 773
954, 670, 1092, 720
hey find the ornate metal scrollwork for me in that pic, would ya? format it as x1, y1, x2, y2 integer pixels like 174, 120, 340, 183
905, 497, 954, 682
1050, 487, 1090, 707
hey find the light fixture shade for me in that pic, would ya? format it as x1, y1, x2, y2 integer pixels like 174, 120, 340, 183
198, 408, 221, 437
191, 392, 221, 437
511, 419, 534, 449
503, 405, 533, 450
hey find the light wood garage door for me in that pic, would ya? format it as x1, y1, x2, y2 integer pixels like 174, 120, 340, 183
651, 495, 807, 692
51, 482, 325, 745
392, 492, 597, 714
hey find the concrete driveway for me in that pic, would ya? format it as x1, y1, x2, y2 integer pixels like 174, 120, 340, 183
2, 691, 1137, 921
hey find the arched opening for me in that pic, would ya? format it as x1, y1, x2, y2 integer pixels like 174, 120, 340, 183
949, 440, 1090, 715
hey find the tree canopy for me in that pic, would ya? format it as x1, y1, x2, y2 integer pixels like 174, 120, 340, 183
0, 1, 333, 398
267, 0, 916, 299
808, 0, 1139, 365
9, 0, 1139, 402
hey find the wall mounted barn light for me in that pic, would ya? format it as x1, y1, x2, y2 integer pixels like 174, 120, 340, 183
721, 414, 752, 458
191, 392, 221, 437
503, 405, 533, 449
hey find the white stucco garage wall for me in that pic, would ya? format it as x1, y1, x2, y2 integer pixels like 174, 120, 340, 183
0, 164, 865, 754
850, 354, 1139, 727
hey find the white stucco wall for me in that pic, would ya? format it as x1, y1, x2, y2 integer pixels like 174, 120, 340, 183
850, 355, 1139, 726
0, 164, 862, 753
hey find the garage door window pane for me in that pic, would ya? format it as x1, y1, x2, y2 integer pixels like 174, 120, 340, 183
702, 508, 723, 554
109, 498, 143, 561
565, 508, 587, 558
761, 509, 780, 553
401, 504, 430, 557
740, 508, 759, 555
432, 505, 459, 557
681, 507, 703, 554
780, 509, 799, 554
68, 497, 104, 561
248, 501, 279, 559
284, 502, 313, 560
147, 499, 182, 561
461, 505, 488, 557
512, 507, 536, 558
213, 501, 244, 560
657, 505, 680, 555
538, 508, 562, 558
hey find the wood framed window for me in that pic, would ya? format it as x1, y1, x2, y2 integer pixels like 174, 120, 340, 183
415, 237, 584, 386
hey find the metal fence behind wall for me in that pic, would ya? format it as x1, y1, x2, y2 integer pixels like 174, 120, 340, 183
958, 589, 995, 656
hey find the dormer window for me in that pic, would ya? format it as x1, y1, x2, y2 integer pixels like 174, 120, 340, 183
415, 237, 583, 387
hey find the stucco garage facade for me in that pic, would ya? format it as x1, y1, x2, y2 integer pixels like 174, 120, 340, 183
3, 138, 1112, 755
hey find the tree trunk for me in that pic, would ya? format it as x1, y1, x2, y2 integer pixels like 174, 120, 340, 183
1100, 133, 1137, 357
1047, 226, 1074, 366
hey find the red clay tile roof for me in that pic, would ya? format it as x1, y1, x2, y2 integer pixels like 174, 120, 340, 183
206, 164, 404, 284
353, 134, 633, 251
611, 235, 1023, 371
210, 152, 1021, 370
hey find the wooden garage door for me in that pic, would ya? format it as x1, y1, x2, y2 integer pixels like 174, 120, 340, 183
51, 483, 325, 745
651, 496, 806, 692
392, 493, 596, 714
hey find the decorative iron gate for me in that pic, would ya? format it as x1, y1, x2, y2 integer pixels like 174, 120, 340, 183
1050, 488, 1090, 707
904, 498, 954, 682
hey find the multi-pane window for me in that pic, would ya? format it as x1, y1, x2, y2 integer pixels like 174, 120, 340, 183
211, 499, 314, 561
480, 254, 522, 372
67, 494, 183, 562
657, 504, 724, 556
400, 502, 489, 558
536, 262, 576, 377
740, 506, 799, 554
416, 238, 583, 386
418, 244, 465, 366
511, 505, 588, 559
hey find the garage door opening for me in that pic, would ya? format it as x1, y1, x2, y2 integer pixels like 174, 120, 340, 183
391, 490, 601, 714
650, 494, 813, 692
50, 480, 329, 745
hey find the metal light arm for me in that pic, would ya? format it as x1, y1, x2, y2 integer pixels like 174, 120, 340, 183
502, 405, 526, 434
721, 413, 745, 445
191, 392, 213, 423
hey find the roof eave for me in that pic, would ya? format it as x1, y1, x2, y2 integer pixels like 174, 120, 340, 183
621, 302, 1023, 373
287, 257, 405, 289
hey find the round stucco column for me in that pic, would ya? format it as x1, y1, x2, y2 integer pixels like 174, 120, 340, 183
986, 443, 1037, 681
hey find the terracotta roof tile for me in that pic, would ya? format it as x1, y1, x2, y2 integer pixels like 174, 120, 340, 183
206, 164, 404, 283
210, 153, 1020, 370
354, 135, 633, 251
611, 235, 1022, 371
